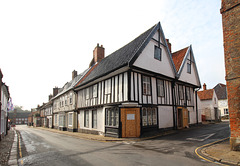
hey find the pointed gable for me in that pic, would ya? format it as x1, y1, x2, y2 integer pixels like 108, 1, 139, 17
132, 22, 176, 78
172, 47, 189, 72
176, 46, 201, 87
198, 89, 214, 100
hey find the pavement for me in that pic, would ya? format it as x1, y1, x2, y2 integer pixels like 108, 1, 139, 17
199, 138, 240, 165
2, 123, 240, 166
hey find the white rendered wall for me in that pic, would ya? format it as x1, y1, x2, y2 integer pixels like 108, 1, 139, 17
158, 106, 173, 128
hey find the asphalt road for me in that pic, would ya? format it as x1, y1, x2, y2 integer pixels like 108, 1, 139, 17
16, 121, 230, 166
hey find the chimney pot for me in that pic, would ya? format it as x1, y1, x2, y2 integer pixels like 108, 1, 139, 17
203, 83, 207, 90
166, 39, 172, 53
72, 70, 78, 80
90, 43, 105, 67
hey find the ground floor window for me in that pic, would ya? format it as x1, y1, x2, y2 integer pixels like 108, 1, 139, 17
59, 115, 65, 127
142, 107, 157, 126
92, 110, 97, 129
68, 113, 73, 126
84, 110, 89, 128
224, 109, 229, 115
54, 114, 58, 125
105, 107, 119, 127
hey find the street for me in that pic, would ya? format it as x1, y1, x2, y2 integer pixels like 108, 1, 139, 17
16, 122, 230, 166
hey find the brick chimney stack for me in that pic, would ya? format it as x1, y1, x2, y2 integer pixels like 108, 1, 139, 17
203, 83, 207, 90
49, 94, 53, 101
72, 70, 77, 80
89, 43, 105, 67
53, 87, 58, 97
166, 39, 172, 53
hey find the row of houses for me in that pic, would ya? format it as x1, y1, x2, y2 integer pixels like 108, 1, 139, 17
30, 22, 203, 138
0, 69, 11, 141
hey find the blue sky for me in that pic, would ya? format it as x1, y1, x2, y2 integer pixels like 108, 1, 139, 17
0, 0, 225, 110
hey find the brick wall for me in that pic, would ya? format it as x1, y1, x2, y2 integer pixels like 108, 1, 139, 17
221, 0, 240, 151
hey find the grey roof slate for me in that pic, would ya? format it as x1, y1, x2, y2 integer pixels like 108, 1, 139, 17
213, 83, 227, 100
78, 24, 157, 86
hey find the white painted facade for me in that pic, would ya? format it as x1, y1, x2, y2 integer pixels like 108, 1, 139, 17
1, 84, 9, 138
218, 99, 228, 117
198, 91, 220, 121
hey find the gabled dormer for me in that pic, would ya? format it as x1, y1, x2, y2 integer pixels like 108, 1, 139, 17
131, 22, 176, 79
172, 45, 201, 87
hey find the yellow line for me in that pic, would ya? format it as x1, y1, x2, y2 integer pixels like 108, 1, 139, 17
195, 137, 229, 166
18, 132, 24, 165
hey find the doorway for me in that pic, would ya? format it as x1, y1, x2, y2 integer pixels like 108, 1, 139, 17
177, 107, 189, 129
121, 108, 140, 138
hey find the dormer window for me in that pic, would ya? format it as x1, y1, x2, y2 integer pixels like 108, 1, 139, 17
187, 60, 191, 74
154, 45, 162, 61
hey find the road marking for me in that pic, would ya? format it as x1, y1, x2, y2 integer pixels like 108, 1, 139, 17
195, 137, 229, 166
18, 132, 24, 165
187, 133, 215, 142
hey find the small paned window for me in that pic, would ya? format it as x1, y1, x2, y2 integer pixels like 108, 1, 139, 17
105, 107, 118, 127
142, 107, 157, 126
92, 110, 97, 129
69, 93, 72, 104
105, 79, 111, 94
89, 86, 93, 99
187, 60, 191, 74
68, 113, 73, 126
84, 110, 89, 128
186, 87, 191, 101
157, 79, 164, 97
143, 76, 151, 96
179, 85, 184, 100
154, 45, 162, 61
86, 88, 89, 99
93, 84, 98, 98
224, 109, 229, 115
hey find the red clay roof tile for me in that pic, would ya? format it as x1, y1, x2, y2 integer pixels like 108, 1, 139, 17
197, 89, 214, 100
172, 47, 189, 72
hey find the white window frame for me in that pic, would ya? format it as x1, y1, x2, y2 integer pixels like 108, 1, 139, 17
157, 79, 164, 97
143, 76, 151, 96
68, 113, 73, 126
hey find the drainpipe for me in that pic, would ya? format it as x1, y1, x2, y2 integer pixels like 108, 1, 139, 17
195, 88, 200, 124
171, 81, 177, 130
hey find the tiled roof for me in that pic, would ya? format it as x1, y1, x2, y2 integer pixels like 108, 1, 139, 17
197, 89, 214, 100
214, 83, 227, 100
77, 24, 156, 86
172, 47, 189, 72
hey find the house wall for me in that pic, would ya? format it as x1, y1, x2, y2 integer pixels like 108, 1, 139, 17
1, 86, 8, 136
158, 106, 173, 128
78, 107, 105, 135
77, 72, 128, 108
198, 91, 219, 121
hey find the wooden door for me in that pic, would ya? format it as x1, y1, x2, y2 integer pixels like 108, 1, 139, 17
177, 108, 182, 128
121, 108, 140, 138
182, 108, 189, 128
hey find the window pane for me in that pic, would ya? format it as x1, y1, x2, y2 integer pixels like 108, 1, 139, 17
152, 108, 157, 125
154, 46, 161, 61
142, 108, 147, 126
93, 84, 98, 98
92, 110, 97, 128
147, 108, 152, 125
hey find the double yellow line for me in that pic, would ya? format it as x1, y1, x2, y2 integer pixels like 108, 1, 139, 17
17, 132, 24, 165
195, 137, 229, 165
